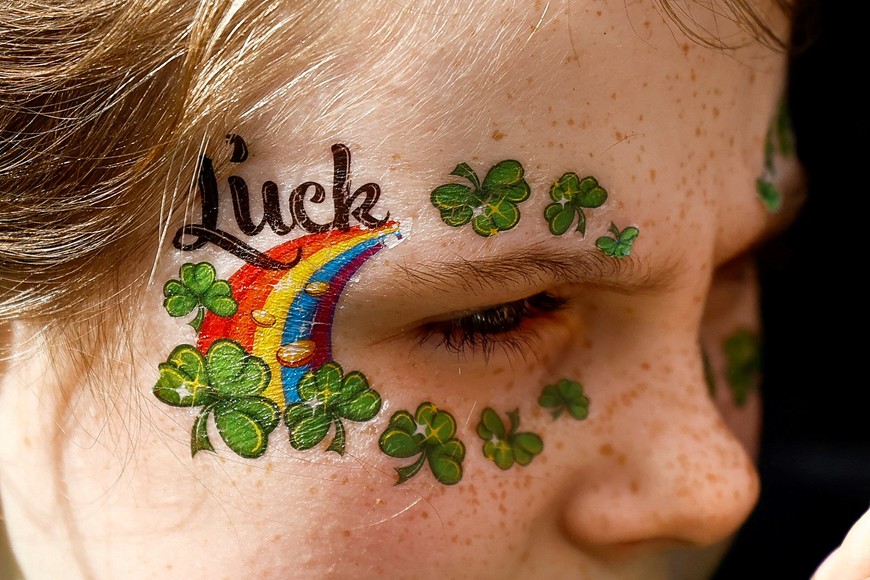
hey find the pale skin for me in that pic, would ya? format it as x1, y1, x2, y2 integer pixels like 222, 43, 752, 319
0, 1, 819, 578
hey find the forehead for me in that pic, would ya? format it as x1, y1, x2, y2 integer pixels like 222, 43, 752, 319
237, 0, 787, 269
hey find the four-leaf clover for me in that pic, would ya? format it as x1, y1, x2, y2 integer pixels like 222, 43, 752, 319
538, 379, 589, 420
595, 222, 639, 258
544, 173, 608, 236
284, 361, 382, 455
379, 402, 466, 485
153, 339, 279, 459
164, 262, 238, 332
724, 329, 761, 407
430, 160, 531, 237
477, 408, 543, 470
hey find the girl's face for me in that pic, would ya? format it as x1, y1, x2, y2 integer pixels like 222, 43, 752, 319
0, 1, 800, 578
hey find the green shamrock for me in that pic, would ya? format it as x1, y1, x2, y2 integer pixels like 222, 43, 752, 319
724, 329, 761, 407
284, 361, 382, 455
543, 173, 608, 236
477, 408, 543, 470
430, 160, 531, 237
379, 402, 465, 485
538, 379, 590, 420
153, 339, 279, 459
163, 262, 238, 332
756, 100, 793, 213
595, 223, 639, 258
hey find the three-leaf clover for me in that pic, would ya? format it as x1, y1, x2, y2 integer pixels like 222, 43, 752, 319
724, 329, 761, 407
153, 339, 279, 459
163, 262, 238, 332
477, 408, 543, 470
284, 361, 382, 455
538, 379, 590, 420
430, 160, 531, 237
544, 173, 608, 236
379, 402, 465, 485
595, 223, 639, 258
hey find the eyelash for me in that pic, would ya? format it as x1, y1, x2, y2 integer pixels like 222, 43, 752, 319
418, 292, 568, 360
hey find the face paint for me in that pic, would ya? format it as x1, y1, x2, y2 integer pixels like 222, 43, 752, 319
477, 408, 543, 470
154, 138, 401, 459
154, 340, 278, 458
197, 222, 401, 406
172, 138, 390, 266
430, 160, 531, 236
284, 362, 381, 455
538, 378, 590, 421
723, 328, 762, 407
756, 99, 795, 213
163, 262, 239, 332
379, 402, 466, 485
544, 173, 608, 236
595, 222, 640, 258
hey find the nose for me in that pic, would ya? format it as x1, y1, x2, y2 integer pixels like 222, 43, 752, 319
559, 351, 760, 553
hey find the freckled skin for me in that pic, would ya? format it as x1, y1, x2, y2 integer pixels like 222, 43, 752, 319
0, 1, 800, 579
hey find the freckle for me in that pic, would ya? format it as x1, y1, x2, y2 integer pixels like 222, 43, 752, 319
640, 361, 651, 370
567, 118, 575, 126
421, 511, 429, 519
599, 443, 614, 457
392, 153, 401, 160
615, 131, 623, 140
630, 480, 640, 494
555, 441, 564, 450
610, 92, 617, 101
492, 130, 505, 141
695, 127, 702, 137
551, 120, 558, 127
649, 168, 656, 182
254, 479, 263, 489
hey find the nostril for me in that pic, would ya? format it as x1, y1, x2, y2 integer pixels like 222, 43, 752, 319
560, 419, 761, 554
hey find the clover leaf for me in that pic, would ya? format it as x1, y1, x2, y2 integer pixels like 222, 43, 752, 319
153, 339, 278, 459
477, 408, 543, 470
539, 379, 589, 420
379, 402, 465, 485
595, 222, 639, 258
430, 160, 531, 237
543, 173, 608, 236
283, 361, 382, 455
163, 262, 238, 332
724, 329, 761, 407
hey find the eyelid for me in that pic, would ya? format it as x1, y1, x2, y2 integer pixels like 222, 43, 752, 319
415, 292, 568, 362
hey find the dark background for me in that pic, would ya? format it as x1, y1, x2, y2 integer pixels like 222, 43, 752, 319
714, 1, 869, 578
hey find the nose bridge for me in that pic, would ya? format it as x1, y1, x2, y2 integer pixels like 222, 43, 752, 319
560, 352, 760, 550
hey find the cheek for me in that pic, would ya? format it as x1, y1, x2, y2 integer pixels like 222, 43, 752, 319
700, 257, 764, 460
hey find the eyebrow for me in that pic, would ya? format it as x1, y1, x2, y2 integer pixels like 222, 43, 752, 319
392, 243, 679, 296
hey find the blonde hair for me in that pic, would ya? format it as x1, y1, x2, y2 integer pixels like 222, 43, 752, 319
0, 0, 794, 327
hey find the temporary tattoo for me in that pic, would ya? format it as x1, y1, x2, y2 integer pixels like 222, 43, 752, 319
724, 329, 761, 406
544, 173, 608, 236
197, 222, 401, 406
379, 402, 466, 485
153, 340, 279, 458
430, 160, 531, 237
756, 100, 795, 213
595, 222, 639, 258
284, 361, 381, 455
163, 262, 238, 332
477, 408, 543, 470
156, 136, 402, 459
173, 138, 389, 267
538, 379, 590, 420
